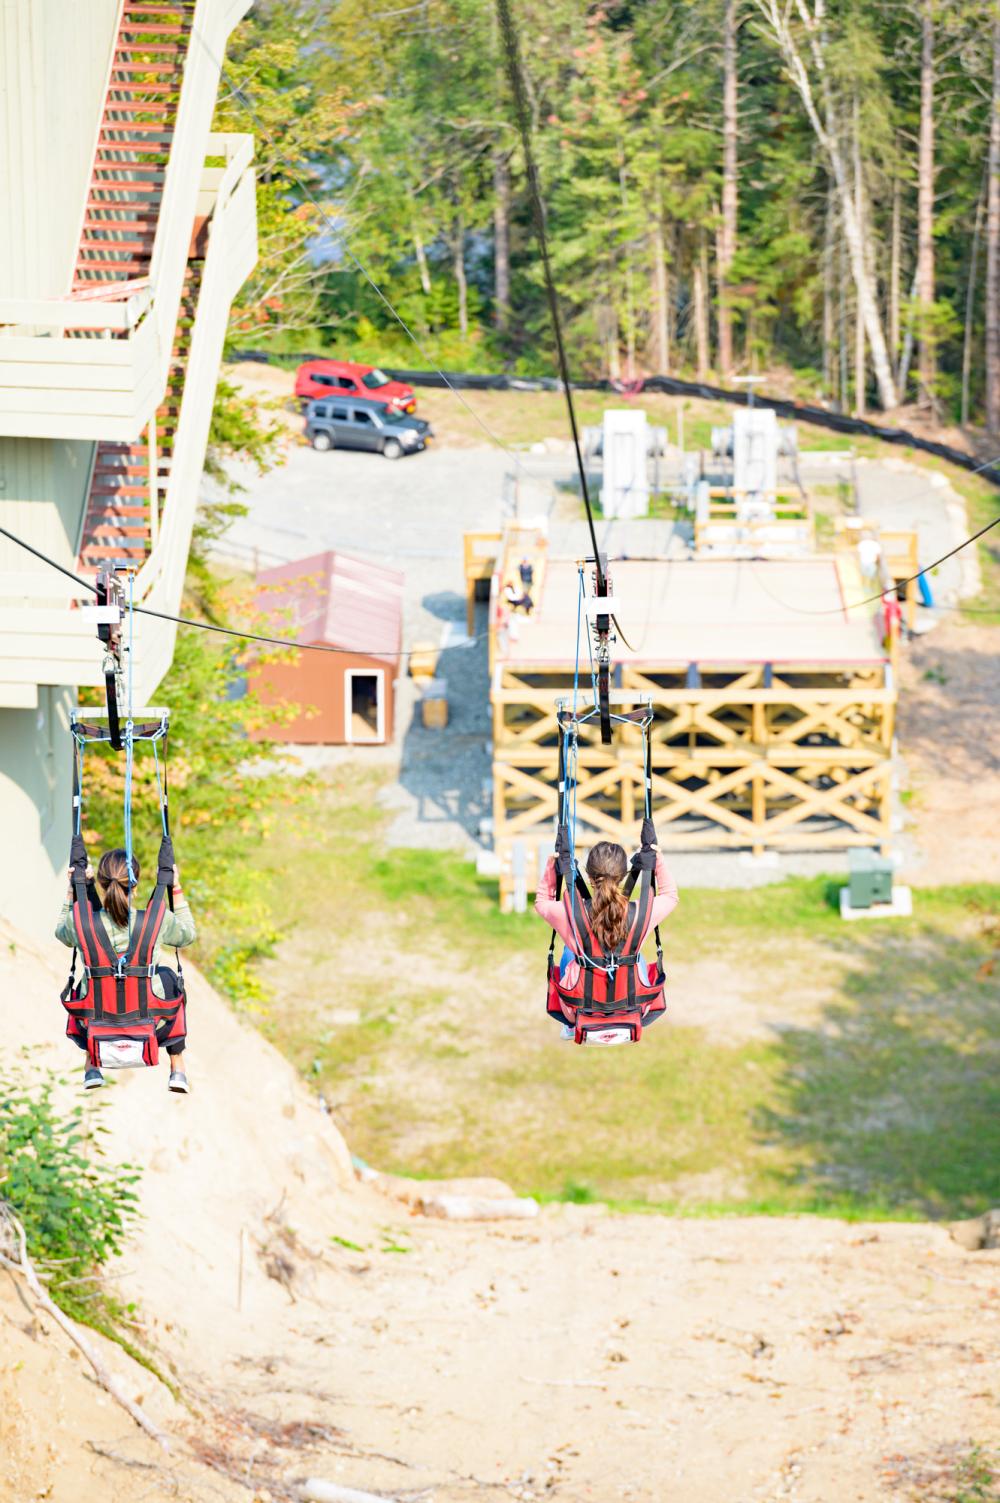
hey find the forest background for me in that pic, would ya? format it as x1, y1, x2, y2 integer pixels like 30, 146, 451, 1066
214, 0, 1000, 432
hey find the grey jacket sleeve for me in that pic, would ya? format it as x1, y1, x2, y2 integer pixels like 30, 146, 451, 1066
159, 900, 197, 949
55, 902, 76, 948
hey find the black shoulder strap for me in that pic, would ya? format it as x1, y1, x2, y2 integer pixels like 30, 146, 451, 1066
156, 799, 184, 984
623, 817, 663, 971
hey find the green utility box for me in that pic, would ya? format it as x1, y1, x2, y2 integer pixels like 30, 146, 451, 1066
848, 848, 893, 909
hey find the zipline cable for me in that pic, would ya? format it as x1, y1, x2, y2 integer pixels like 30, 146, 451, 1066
744, 510, 1000, 618
0, 522, 486, 662
3, 508, 996, 655
493, 0, 603, 589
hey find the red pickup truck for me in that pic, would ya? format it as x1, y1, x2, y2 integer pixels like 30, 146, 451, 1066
295, 359, 417, 413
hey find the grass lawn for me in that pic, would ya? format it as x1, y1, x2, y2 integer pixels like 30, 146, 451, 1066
242, 768, 1000, 1224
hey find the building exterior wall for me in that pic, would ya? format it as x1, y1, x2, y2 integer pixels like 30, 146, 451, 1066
0, 437, 93, 587
0, 0, 119, 298
0, 687, 74, 942
251, 651, 396, 745
0, 5, 257, 945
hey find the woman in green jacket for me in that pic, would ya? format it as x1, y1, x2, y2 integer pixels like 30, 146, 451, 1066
56, 848, 196, 1093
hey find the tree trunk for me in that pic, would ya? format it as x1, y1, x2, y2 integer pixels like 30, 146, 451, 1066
916, 0, 936, 405
453, 213, 468, 336
718, 0, 739, 379
755, 0, 898, 408
986, 10, 1000, 436
651, 208, 670, 372
890, 167, 901, 375
606, 308, 622, 382
961, 180, 986, 428
693, 234, 710, 379
898, 262, 920, 399
823, 180, 835, 397
838, 204, 849, 411
619, 153, 637, 379
414, 230, 432, 296
492, 152, 511, 332
853, 100, 866, 415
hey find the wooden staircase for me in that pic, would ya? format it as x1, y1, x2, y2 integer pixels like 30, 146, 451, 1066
78, 259, 202, 568
75, 1, 201, 569
74, 0, 196, 293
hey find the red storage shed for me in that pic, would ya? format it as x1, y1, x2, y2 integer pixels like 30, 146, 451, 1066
251, 550, 403, 744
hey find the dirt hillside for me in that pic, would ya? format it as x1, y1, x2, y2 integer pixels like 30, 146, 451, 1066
1, 922, 997, 1503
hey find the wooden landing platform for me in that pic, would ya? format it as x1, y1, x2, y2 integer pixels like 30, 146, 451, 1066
496, 557, 884, 671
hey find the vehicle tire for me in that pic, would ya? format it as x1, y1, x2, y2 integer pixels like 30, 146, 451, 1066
382, 438, 403, 460
312, 432, 333, 452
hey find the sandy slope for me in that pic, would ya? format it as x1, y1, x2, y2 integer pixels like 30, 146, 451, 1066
2, 923, 997, 1503
0, 1278, 247, 1503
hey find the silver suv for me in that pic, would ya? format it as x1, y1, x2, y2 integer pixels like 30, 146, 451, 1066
305, 396, 432, 459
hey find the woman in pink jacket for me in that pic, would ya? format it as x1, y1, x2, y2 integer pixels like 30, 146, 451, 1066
535, 840, 679, 1032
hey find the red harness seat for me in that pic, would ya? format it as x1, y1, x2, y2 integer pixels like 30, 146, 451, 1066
546, 853, 666, 1046
61, 847, 185, 1070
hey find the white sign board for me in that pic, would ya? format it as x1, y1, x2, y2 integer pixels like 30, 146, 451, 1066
600, 408, 649, 519
733, 406, 778, 502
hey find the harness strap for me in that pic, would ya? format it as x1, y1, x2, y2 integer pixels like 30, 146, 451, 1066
154, 742, 184, 985
83, 964, 157, 979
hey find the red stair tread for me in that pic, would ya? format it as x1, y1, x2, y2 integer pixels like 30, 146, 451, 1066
82, 218, 156, 229
101, 122, 175, 134
106, 82, 181, 93
82, 546, 150, 559
97, 141, 171, 152
89, 183, 163, 193
80, 241, 155, 254
110, 62, 183, 74
74, 262, 149, 275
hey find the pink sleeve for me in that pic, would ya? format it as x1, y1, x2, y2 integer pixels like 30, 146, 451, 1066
534, 857, 578, 952
640, 856, 678, 941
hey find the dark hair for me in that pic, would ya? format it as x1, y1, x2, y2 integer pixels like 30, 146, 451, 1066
97, 849, 138, 927
586, 841, 629, 952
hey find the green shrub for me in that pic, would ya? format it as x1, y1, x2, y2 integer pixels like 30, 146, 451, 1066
0, 1069, 140, 1316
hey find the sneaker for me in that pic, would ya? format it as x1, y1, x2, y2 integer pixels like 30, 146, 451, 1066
168, 1070, 189, 1094
559, 1023, 575, 1042
84, 1067, 105, 1090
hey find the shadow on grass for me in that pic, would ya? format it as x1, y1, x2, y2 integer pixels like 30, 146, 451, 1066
757, 919, 1000, 1218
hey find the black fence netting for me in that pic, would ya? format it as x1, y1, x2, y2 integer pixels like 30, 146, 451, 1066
230, 352, 1000, 489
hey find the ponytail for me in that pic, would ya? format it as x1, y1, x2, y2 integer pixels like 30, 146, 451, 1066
97, 848, 138, 927
585, 841, 629, 952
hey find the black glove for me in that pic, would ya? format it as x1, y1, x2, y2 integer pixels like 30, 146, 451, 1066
631, 847, 657, 873
554, 823, 572, 870
156, 835, 175, 887
640, 816, 657, 850
70, 834, 89, 880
